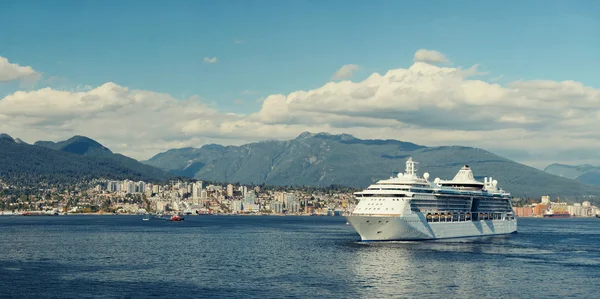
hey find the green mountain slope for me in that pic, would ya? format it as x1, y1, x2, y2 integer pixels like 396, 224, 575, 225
0, 134, 172, 186
144, 132, 600, 199
35, 136, 112, 156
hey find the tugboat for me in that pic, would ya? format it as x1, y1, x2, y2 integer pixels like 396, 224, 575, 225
167, 214, 185, 222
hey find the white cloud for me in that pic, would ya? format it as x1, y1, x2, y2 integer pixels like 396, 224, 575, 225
0, 56, 41, 82
331, 64, 360, 80
3, 49, 600, 168
204, 57, 218, 64
414, 49, 449, 64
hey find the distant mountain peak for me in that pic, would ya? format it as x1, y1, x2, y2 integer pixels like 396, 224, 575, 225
0, 133, 15, 143
34, 135, 112, 156
296, 131, 315, 139
14, 138, 27, 144
295, 131, 358, 141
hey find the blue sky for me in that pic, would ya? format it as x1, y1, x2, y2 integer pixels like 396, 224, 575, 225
1, 0, 600, 167
1, 0, 599, 113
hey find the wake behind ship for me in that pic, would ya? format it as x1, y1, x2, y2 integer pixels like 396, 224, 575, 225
346, 158, 517, 241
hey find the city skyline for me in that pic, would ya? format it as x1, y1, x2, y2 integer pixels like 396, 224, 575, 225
1, 1, 599, 168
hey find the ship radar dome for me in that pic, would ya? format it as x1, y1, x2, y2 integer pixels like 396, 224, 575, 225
492, 180, 498, 186
423, 172, 430, 180
434, 178, 441, 184
397, 173, 403, 178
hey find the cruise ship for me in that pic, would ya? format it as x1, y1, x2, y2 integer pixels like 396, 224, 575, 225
346, 158, 517, 241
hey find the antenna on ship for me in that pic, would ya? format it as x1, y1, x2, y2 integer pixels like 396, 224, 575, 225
405, 157, 417, 176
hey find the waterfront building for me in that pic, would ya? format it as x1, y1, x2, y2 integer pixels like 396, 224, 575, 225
513, 206, 534, 217
288, 201, 300, 213
231, 200, 242, 212
541, 195, 550, 204
533, 203, 547, 216
270, 201, 283, 214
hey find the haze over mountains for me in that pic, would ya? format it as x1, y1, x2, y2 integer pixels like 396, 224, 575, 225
144, 132, 600, 200
544, 164, 600, 187
0, 134, 171, 186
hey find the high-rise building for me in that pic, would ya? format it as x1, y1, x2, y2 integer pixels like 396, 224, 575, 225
137, 181, 146, 194
231, 200, 242, 212
192, 182, 202, 199
123, 180, 136, 194
284, 193, 297, 207
288, 201, 300, 213
227, 184, 234, 197
108, 181, 120, 192
270, 201, 283, 214
244, 190, 256, 204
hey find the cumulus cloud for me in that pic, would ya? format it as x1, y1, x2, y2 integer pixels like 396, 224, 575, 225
250, 53, 600, 167
331, 64, 360, 80
0, 83, 221, 159
0, 56, 41, 82
414, 49, 449, 64
4, 49, 600, 168
204, 57, 218, 63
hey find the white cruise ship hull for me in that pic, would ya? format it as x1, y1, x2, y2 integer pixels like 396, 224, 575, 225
346, 214, 517, 241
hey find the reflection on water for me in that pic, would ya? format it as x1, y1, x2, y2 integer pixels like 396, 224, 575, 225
347, 218, 600, 298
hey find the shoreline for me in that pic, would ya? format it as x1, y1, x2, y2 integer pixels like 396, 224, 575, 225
0, 212, 343, 217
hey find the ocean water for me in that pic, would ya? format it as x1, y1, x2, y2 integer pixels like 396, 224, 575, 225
0, 216, 599, 299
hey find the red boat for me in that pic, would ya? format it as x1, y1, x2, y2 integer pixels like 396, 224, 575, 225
168, 215, 185, 222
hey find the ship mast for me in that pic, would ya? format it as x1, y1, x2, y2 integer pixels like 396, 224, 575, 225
405, 157, 417, 177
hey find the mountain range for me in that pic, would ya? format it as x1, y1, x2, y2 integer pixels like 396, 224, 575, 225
544, 164, 600, 186
0, 134, 171, 186
144, 132, 600, 201
4, 131, 600, 203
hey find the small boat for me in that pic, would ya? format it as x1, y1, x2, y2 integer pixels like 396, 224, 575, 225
142, 214, 150, 221
167, 215, 185, 222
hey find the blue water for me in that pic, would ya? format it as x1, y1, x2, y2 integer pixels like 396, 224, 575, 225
1, 216, 599, 298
